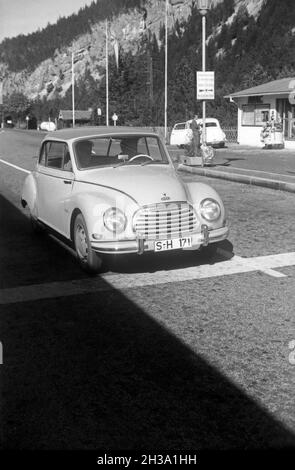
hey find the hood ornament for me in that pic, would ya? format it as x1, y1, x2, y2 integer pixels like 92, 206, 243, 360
161, 192, 170, 201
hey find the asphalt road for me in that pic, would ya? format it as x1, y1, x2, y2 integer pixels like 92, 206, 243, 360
0, 130, 295, 459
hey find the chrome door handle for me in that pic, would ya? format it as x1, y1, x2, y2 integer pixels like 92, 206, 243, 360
63, 180, 72, 184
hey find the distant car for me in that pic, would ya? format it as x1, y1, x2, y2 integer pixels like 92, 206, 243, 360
21, 127, 229, 273
170, 118, 226, 148
40, 121, 56, 132
5, 119, 14, 128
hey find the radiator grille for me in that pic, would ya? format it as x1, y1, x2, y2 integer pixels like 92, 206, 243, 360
133, 202, 198, 240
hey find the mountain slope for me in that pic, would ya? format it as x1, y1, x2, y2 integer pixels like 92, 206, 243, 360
1, 0, 295, 127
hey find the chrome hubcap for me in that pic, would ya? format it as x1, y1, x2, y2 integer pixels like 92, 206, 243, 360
75, 223, 88, 261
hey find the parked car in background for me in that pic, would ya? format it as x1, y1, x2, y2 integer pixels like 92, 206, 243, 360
170, 118, 226, 148
40, 121, 56, 132
21, 127, 229, 273
5, 117, 14, 128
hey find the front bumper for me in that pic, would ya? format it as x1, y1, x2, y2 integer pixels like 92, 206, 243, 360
91, 225, 229, 255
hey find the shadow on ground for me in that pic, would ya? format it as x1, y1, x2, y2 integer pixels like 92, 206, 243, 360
1, 195, 295, 451
0, 196, 234, 282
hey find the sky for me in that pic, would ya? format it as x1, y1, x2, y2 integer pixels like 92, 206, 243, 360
0, 0, 95, 42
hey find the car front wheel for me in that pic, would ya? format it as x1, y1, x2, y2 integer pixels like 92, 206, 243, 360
74, 213, 103, 274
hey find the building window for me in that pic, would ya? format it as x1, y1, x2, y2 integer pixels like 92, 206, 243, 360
248, 96, 263, 104
242, 104, 270, 126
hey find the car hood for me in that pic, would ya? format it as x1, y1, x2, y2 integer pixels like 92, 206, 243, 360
76, 165, 188, 205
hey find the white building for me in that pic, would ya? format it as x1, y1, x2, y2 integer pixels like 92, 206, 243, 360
225, 77, 295, 149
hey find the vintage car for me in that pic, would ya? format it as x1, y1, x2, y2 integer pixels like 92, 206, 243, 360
21, 127, 229, 273
170, 118, 226, 148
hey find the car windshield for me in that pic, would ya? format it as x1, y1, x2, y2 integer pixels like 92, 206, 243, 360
205, 122, 217, 127
74, 135, 169, 169
174, 123, 186, 130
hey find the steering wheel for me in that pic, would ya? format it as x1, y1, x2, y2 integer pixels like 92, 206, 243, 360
129, 154, 154, 162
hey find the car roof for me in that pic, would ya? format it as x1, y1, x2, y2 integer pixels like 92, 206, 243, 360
44, 126, 159, 141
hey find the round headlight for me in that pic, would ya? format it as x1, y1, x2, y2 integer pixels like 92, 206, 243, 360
103, 207, 127, 233
200, 198, 221, 221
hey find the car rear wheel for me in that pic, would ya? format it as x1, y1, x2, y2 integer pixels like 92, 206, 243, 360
74, 213, 103, 274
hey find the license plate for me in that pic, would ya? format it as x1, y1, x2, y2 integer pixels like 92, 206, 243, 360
154, 237, 192, 252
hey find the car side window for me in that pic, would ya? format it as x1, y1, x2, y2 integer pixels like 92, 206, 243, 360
40, 141, 70, 170
63, 149, 73, 172
47, 142, 65, 169
39, 144, 46, 166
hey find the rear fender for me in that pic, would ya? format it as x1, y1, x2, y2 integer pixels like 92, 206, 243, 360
21, 172, 38, 217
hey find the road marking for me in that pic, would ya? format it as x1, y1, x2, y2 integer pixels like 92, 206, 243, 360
0, 158, 30, 174
0, 251, 294, 305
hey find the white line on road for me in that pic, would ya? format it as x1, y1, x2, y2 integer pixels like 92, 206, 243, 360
0, 251, 294, 305
0, 158, 31, 174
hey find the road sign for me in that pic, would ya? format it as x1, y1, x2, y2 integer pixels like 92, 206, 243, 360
196, 71, 215, 100
112, 113, 118, 126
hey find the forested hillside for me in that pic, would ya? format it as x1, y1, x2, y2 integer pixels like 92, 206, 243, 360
0, 0, 143, 71
2, 0, 295, 128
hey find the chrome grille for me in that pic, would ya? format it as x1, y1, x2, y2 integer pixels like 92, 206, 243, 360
133, 202, 198, 240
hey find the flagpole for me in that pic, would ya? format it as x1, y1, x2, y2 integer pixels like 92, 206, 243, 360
106, 19, 109, 126
165, 0, 168, 142
71, 52, 75, 128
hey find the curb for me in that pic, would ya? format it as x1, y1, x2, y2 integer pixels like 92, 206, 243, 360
177, 164, 295, 193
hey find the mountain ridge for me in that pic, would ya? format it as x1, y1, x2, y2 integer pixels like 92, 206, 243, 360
1, 0, 295, 127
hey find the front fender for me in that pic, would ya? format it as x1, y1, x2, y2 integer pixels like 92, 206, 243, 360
21, 172, 38, 217
185, 181, 227, 229
68, 190, 139, 241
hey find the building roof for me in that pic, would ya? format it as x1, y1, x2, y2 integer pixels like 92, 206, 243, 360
225, 77, 295, 99
58, 109, 93, 121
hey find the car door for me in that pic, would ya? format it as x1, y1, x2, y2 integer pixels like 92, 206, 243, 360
36, 140, 74, 237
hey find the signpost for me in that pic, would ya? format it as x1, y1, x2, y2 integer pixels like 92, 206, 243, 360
97, 107, 102, 126
112, 113, 118, 126
196, 71, 215, 100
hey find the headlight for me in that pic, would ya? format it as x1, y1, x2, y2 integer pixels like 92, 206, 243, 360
200, 198, 221, 221
103, 207, 127, 233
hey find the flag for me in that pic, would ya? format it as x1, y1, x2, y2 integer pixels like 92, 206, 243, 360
112, 39, 119, 69
109, 29, 120, 70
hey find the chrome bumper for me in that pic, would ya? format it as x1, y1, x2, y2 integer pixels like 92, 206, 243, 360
91, 226, 229, 255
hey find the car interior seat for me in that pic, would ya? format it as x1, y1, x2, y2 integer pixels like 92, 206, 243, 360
76, 140, 93, 168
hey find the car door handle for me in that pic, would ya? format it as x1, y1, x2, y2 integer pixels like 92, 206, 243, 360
63, 180, 72, 184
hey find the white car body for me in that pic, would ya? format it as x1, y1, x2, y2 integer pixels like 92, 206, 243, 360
40, 121, 56, 132
170, 118, 226, 148
21, 127, 229, 272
